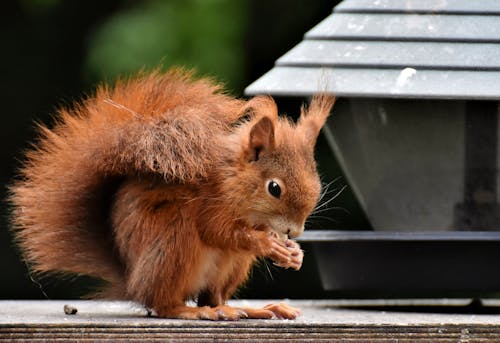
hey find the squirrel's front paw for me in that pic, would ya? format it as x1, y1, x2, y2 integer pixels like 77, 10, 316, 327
264, 232, 303, 271
273, 238, 303, 271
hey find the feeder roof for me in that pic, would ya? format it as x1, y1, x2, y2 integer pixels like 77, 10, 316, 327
245, 0, 500, 100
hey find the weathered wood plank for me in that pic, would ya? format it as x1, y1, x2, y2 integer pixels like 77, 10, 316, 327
2, 300, 500, 342
277, 40, 500, 70
306, 13, 500, 42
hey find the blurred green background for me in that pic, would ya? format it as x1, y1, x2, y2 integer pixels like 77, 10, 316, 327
1, 0, 369, 300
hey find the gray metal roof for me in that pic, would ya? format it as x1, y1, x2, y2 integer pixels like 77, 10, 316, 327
245, 0, 500, 99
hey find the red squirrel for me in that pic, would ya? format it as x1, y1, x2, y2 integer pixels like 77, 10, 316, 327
10, 69, 335, 320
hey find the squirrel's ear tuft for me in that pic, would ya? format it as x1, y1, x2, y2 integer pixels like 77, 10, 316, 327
246, 116, 275, 162
298, 94, 336, 148
236, 96, 278, 122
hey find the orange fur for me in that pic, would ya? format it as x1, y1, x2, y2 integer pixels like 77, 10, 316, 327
9, 68, 335, 320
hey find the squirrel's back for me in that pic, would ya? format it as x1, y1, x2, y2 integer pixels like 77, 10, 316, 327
9, 69, 245, 285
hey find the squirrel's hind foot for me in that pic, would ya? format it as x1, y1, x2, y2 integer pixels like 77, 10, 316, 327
243, 302, 301, 320
154, 302, 300, 321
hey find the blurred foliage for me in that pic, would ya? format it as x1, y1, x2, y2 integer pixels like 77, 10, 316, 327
18, 0, 61, 14
85, 0, 247, 93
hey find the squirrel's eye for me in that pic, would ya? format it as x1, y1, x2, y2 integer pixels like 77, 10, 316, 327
267, 180, 281, 199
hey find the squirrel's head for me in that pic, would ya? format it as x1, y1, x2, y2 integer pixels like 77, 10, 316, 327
221, 95, 335, 240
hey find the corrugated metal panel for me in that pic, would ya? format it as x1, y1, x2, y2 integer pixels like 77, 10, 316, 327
277, 41, 500, 70
306, 13, 500, 42
335, 0, 500, 15
246, 66, 500, 100
245, 0, 500, 99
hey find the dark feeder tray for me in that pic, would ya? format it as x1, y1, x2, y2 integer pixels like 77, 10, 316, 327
299, 231, 500, 296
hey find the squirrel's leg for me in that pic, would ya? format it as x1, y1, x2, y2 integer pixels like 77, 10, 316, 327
194, 256, 255, 320
238, 232, 302, 318
207, 257, 298, 320
197, 226, 303, 319
145, 271, 249, 320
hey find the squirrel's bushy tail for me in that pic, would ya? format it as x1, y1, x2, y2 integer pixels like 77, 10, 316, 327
9, 69, 244, 285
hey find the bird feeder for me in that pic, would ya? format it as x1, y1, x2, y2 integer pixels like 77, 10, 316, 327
246, 0, 500, 296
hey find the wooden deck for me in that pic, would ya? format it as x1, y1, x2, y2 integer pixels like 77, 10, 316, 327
2, 300, 500, 341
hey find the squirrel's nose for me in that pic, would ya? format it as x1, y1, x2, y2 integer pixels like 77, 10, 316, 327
288, 223, 305, 239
